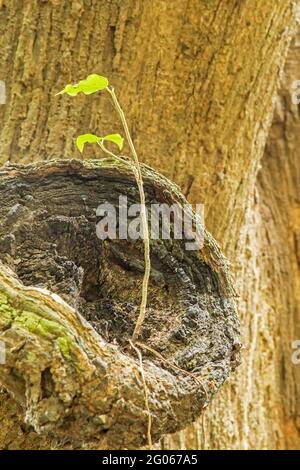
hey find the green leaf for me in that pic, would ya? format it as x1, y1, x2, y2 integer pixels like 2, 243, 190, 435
56, 74, 109, 96
76, 134, 100, 153
102, 134, 124, 151
56, 84, 79, 96
78, 74, 109, 95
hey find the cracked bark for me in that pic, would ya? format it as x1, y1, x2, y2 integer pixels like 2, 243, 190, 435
165, 23, 300, 452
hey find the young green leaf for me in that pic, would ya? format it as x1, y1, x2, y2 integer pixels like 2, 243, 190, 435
78, 74, 109, 95
102, 133, 124, 151
56, 74, 109, 97
76, 134, 100, 153
56, 83, 79, 96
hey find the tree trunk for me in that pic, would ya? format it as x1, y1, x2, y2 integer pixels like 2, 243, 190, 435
0, 0, 299, 449
165, 23, 300, 452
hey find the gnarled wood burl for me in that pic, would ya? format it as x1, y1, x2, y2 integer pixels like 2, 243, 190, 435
0, 159, 241, 449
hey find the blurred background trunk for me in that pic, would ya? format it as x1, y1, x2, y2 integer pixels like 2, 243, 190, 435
0, 0, 299, 449
166, 29, 300, 450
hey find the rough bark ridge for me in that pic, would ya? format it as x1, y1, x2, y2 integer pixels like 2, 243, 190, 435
255, 35, 300, 447
165, 26, 300, 451
0, 0, 299, 450
0, 159, 240, 449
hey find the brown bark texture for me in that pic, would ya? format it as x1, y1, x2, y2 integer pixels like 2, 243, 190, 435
0, 0, 299, 450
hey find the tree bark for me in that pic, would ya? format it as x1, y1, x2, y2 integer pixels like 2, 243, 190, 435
0, 0, 295, 250
0, 0, 299, 449
165, 23, 300, 452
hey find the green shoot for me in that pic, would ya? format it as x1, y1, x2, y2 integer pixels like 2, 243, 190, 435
56, 74, 150, 343
56, 74, 108, 96
76, 133, 124, 153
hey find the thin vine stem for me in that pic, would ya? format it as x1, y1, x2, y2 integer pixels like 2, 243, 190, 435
98, 140, 129, 165
129, 340, 153, 449
106, 86, 150, 343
